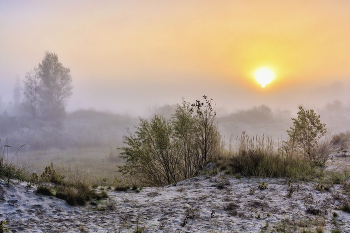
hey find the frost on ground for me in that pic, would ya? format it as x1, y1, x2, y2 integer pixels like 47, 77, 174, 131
1, 163, 350, 232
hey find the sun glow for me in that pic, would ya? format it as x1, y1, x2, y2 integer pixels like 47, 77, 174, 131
254, 68, 275, 88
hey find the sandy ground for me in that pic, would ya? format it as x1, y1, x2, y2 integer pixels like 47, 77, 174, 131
1, 158, 350, 233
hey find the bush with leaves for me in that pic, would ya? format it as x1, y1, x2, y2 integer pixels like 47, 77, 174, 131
120, 96, 221, 186
283, 106, 328, 166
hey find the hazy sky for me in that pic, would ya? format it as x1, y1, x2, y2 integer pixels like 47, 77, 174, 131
1, 0, 350, 116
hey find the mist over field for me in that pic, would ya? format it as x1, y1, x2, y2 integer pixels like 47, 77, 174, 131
1, 97, 350, 151
1, 1, 350, 184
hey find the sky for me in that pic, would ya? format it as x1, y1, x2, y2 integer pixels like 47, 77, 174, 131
1, 0, 350, 116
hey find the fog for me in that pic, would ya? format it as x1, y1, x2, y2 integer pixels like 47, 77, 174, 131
1, 1, 350, 178
1, 96, 350, 152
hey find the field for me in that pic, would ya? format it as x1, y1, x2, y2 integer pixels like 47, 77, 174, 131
13, 146, 125, 186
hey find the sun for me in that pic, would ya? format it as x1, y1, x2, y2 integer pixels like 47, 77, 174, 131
254, 67, 275, 88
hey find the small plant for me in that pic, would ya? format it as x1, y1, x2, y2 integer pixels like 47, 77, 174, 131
36, 186, 55, 196
115, 186, 129, 192
40, 163, 64, 184
28, 172, 39, 187
79, 225, 88, 232
261, 221, 269, 230
331, 230, 342, 233
316, 184, 325, 192
134, 214, 145, 233
249, 187, 255, 195
332, 212, 339, 217
287, 185, 294, 198
216, 177, 230, 189
0, 220, 9, 233
90, 201, 98, 206
258, 181, 268, 190
316, 227, 324, 233
105, 199, 116, 210
181, 206, 200, 227
100, 191, 108, 199
306, 206, 322, 215
341, 201, 350, 213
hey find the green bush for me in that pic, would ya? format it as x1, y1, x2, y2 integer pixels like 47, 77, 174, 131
36, 186, 55, 196
40, 163, 64, 184
120, 96, 221, 186
283, 106, 328, 166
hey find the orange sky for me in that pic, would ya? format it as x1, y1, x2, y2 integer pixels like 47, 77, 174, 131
1, 0, 350, 115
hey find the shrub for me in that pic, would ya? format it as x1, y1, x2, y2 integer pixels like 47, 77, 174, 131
283, 106, 328, 166
120, 96, 221, 186
36, 186, 55, 196
115, 186, 129, 192
40, 163, 64, 184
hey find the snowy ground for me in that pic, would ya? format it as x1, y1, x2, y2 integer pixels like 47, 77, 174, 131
1, 160, 350, 232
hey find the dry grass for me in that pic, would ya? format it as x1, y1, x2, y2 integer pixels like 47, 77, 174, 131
213, 133, 321, 181
0, 141, 29, 185
331, 131, 350, 151
16, 146, 124, 186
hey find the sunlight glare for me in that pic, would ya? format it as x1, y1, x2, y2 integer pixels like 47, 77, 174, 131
254, 68, 275, 88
